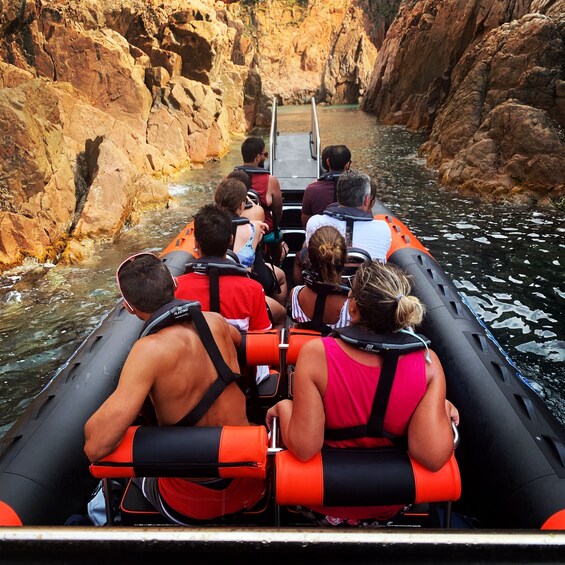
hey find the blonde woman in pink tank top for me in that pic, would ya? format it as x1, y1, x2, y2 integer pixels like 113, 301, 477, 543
267, 260, 459, 524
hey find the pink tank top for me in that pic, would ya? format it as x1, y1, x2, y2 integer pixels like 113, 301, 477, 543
311, 337, 428, 521
322, 337, 427, 449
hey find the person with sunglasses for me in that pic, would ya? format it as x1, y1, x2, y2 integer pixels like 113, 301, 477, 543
84, 253, 265, 523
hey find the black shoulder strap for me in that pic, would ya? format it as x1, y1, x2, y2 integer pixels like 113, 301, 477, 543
174, 305, 240, 427
231, 216, 250, 247
209, 266, 220, 313
323, 205, 374, 247
324, 327, 429, 441
185, 258, 249, 314
319, 172, 342, 204
325, 350, 400, 441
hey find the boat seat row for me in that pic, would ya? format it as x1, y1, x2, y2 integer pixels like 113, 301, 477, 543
90, 424, 461, 527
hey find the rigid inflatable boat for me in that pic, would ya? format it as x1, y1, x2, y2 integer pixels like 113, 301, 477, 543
1, 100, 564, 564
0, 204, 564, 531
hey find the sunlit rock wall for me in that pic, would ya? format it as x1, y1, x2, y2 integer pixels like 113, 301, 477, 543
0, 0, 258, 268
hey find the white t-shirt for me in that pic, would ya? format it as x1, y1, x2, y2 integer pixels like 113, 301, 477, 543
305, 212, 392, 262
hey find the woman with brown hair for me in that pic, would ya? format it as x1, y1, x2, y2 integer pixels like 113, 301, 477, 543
289, 225, 351, 333
215, 178, 287, 307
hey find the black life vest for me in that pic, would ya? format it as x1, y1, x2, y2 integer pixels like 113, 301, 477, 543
323, 204, 374, 246
325, 325, 431, 441
140, 299, 241, 427
184, 257, 249, 314
293, 269, 350, 336
235, 165, 270, 176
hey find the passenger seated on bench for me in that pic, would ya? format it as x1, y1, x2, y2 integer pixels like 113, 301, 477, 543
84, 253, 266, 523
236, 137, 288, 266
294, 170, 385, 285
225, 170, 265, 223
289, 226, 350, 333
267, 261, 459, 525
301, 144, 352, 226
305, 169, 391, 261
176, 204, 286, 330
215, 178, 288, 307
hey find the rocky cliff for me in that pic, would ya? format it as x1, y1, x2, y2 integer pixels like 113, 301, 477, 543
226, 0, 385, 117
0, 0, 256, 268
362, 0, 565, 205
0, 0, 396, 271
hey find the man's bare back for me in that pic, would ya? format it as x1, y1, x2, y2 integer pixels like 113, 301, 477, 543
146, 312, 248, 427
84, 311, 247, 462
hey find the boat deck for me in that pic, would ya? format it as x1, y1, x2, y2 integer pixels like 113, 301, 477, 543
271, 132, 318, 192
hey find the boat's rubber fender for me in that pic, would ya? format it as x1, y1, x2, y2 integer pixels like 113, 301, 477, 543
90, 425, 268, 480
385, 221, 565, 529
275, 448, 461, 507
0, 249, 192, 525
0, 304, 144, 526
161, 222, 199, 258
371, 204, 430, 259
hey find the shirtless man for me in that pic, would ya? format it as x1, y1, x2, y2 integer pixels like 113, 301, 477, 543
84, 253, 265, 523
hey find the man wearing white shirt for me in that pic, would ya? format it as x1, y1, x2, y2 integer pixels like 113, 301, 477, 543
305, 170, 391, 262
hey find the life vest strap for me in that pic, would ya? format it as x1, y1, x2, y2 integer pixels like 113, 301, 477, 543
185, 257, 249, 315
324, 205, 373, 246
174, 306, 241, 427
140, 300, 241, 429
324, 327, 429, 441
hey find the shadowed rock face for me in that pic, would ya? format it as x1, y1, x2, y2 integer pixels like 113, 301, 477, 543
361, 0, 565, 204
0, 0, 257, 269
0, 0, 399, 270
421, 13, 565, 204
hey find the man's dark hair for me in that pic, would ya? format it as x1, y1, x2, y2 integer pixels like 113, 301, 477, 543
118, 254, 175, 313
227, 169, 252, 190
194, 204, 232, 257
321, 145, 333, 172
241, 137, 265, 163
329, 145, 351, 171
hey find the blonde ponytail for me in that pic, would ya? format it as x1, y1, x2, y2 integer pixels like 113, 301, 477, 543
351, 261, 425, 333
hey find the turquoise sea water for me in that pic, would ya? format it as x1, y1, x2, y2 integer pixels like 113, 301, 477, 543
0, 105, 563, 435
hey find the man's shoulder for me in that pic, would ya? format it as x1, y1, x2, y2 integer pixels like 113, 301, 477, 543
222, 274, 264, 292
306, 213, 328, 227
